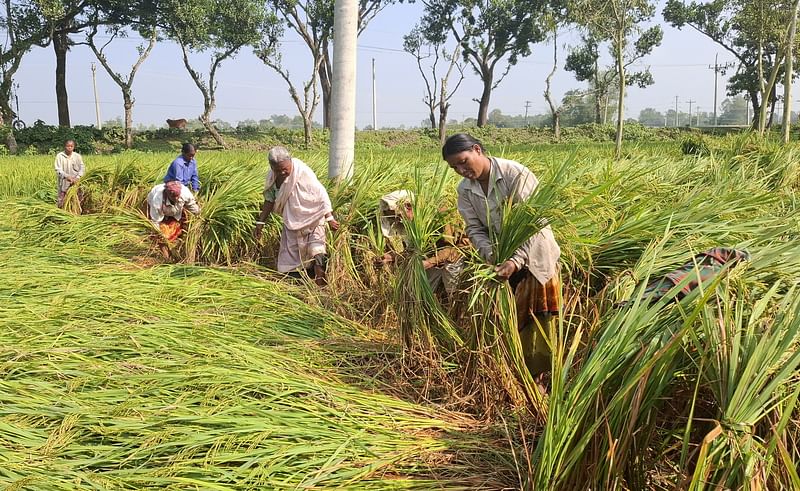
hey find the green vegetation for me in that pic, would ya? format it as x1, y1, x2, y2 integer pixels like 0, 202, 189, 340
0, 133, 799, 488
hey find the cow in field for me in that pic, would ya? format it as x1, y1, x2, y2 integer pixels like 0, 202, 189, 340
166, 118, 188, 129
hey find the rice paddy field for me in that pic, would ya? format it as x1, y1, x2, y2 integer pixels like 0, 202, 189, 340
1, 134, 800, 489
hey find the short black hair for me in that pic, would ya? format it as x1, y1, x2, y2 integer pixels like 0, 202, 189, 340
441, 133, 485, 159
181, 142, 195, 154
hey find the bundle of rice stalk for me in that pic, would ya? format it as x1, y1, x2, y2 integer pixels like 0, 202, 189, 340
533, 238, 718, 488
394, 166, 462, 357
684, 282, 800, 490
181, 169, 263, 264
61, 184, 82, 215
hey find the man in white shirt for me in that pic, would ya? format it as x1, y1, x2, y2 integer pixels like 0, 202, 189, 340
54, 140, 85, 208
147, 180, 201, 257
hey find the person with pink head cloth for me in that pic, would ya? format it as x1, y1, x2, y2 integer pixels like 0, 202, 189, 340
147, 180, 201, 257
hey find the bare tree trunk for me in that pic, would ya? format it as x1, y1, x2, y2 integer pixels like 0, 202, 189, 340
750, 90, 761, 130
768, 97, 776, 129
594, 95, 602, 124
319, 42, 332, 130
0, 75, 18, 153
123, 95, 133, 149
428, 109, 436, 129
178, 40, 229, 148
438, 102, 449, 146
87, 27, 156, 150
477, 67, 492, 127
54, 29, 70, 127
303, 116, 313, 147
200, 113, 225, 147
544, 30, 561, 141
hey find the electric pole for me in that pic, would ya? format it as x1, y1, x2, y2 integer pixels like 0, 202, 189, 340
744, 94, 751, 126
674, 96, 679, 127
371, 58, 377, 131
708, 53, 735, 127
524, 100, 531, 125
686, 99, 696, 127
328, 0, 358, 182
91, 62, 101, 130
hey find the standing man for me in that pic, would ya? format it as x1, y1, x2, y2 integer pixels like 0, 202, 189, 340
163, 143, 200, 192
54, 139, 85, 208
254, 146, 338, 285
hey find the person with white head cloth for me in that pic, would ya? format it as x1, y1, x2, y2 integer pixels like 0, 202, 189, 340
254, 146, 339, 284
377, 189, 467, 297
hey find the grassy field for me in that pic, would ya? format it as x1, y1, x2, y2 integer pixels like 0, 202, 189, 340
1, 133, 799, 489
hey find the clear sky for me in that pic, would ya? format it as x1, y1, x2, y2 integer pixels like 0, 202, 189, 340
12, 1, 791, 129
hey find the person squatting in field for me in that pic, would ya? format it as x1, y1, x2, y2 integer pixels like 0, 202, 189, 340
147, 180, 201, 258
54, 139, 85, 208
163, 142, 200, 192
254, 146, 339, 285
442, 133, 562, 380
377, 190, 469, 298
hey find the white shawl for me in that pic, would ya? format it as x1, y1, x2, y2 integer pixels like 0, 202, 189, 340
266, 158, 332, 231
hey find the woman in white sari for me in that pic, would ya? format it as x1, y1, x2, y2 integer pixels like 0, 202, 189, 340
254, 146, 339, 284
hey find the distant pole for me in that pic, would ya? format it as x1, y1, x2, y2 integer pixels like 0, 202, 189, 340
524, 100, 531, 125
371, 58, 377, 131
664, 114, 668, 127
745, 94, 751, 125
91, 62, 102, 130
328, 0, 358, 182
708, 54, 735, 127
674, 96, 679, 127
686, 99, 696, 127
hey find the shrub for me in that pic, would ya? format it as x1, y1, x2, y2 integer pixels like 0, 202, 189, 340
681, 134, 710, 156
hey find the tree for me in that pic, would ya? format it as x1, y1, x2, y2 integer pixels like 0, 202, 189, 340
419, 0, 549, 126
403, 25, 465, 145
159, 0, 274, 147
543, 29, 564, 138
569, 0, 662, 158
254, 16, 322, 147
0, 0, 50, 150
82, 3, 157, 148
35, 0, 100, 127
663, 0, 799, 132
266, 0, 394, 130
718, 95, 749, 125
565, 39, 615, 124
559, 89, 594, 125
638, 107, 665, 127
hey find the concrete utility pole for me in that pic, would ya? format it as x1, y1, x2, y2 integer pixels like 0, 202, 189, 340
524, 100, 531, 125
744, 94, 751, 125
371, 58, 377, 131
686, 99, 696, 126
328, 0, 358, 182
91, 62, 102, 130
784, 0, 800, 143
708, 53, 735, 127
674, 96, 679, 127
